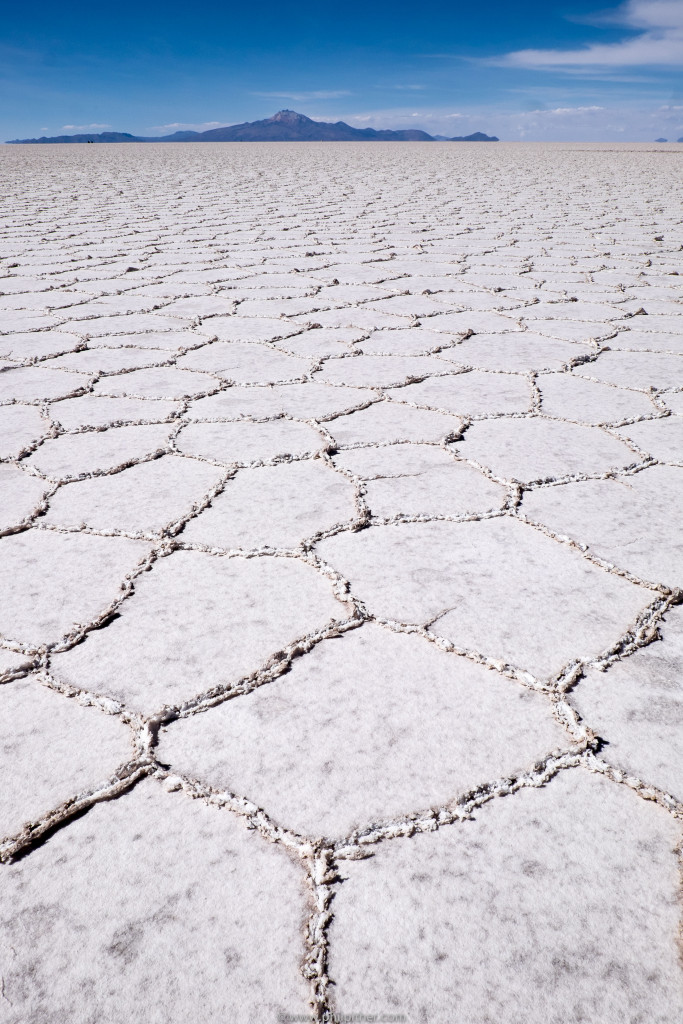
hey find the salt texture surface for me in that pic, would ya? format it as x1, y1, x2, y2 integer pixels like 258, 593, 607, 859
0, 142, 681, 1023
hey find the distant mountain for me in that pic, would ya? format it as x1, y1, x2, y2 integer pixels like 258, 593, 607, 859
7, 131, 141, 144
434, 132, 499, 141
7, 110, 499, 144
451, 131, 499, 141
153, 109, 435, 141
655, 138, 668, 142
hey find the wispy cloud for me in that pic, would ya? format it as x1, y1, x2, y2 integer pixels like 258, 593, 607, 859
336, 100, 683, 141
252, 90, 351, 101
148, 121, 227, 133
61, 123, 112, 131
499, 0, 683, 68
524, 105, 606, 115
341, 107, 481, 133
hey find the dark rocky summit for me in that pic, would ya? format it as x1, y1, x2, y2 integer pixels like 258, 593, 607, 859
7, 110, 499, 144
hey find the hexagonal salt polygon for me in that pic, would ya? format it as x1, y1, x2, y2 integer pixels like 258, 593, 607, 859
158, 624, 568, 838
181, 460, 356, 550
50, 550, 351, 714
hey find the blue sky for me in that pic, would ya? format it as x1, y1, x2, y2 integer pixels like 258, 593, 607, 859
2, 0, 682, 141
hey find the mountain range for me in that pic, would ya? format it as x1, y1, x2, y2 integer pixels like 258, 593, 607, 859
7, 109, 499, 144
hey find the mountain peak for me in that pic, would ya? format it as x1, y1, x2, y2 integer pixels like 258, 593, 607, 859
270, 109, 312, 124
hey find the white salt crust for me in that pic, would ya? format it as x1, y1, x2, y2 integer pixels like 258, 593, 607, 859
0, 142, 682, 1024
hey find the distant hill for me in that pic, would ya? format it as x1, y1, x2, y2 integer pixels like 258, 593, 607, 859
434, 132, 499, 141
7, 131, 141, 144
7, 110, 499, 144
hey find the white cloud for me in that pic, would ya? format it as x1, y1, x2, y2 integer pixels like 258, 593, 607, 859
525, 105, 605, 115
148, 121, 227, 133
61, 123, 112, 131
500, 0, 683, 67
340, 107, 495, 134
252, 90, 351, 101
334, 101, 683, 141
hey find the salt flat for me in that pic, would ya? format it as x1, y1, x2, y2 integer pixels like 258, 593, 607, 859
0, 141, 681, 1023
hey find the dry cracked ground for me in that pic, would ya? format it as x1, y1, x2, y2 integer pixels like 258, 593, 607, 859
0, 141, 682, 1024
